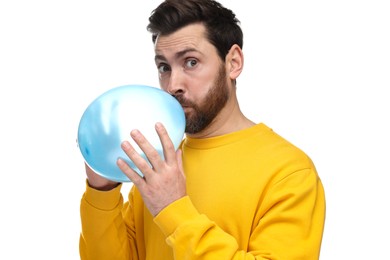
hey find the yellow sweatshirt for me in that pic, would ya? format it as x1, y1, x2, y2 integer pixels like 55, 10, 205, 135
80, 123, 325, 259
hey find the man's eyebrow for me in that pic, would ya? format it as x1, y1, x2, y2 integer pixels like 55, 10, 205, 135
175, 48, 198, 59
154, 54, 166, 62
155, 48, 198, 62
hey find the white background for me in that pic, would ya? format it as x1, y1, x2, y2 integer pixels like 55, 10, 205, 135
1, 0, 389, 259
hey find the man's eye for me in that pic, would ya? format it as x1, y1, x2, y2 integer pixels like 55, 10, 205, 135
158, 64, 170, 73
185, 59, 197, 68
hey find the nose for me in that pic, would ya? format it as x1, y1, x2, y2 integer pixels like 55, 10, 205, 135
166, 69, 185, 97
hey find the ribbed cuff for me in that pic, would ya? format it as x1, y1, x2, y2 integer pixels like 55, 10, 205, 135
154, 196, 199, 237
83, 180, 123, 210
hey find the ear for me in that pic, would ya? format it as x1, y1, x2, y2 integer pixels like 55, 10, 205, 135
226, 44, 244, 81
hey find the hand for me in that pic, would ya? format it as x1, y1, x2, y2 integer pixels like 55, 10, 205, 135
85, 163, 120, 191
116, 122, 186, 216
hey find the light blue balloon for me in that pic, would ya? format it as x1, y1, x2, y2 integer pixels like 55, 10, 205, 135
77, 84, 186, 182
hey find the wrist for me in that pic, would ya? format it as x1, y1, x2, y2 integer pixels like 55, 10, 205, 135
87, 179, 120, 191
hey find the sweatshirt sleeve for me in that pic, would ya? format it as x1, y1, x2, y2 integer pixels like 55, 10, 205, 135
154, 168, 325, 260
79, 180, 138, 260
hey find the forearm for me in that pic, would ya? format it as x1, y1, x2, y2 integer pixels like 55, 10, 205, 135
154, 169, 325, 260
79, 182, 131, 260
154, 196, 242, 259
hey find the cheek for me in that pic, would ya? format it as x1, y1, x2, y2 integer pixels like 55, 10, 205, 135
188, 72, 214, 95
158, 77, 168, 90
192, 78, 214, 99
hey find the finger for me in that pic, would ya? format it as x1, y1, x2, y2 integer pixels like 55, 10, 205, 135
155, 122, 176, 163
116, 157, 145, 187
176, 149, 185, 175
129, 129, 164, 171
120, 140, 154, 177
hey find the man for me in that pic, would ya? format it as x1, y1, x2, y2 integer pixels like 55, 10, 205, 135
80, 0, 326, 259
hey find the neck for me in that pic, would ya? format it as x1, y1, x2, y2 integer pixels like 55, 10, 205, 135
186, 95, 255, 139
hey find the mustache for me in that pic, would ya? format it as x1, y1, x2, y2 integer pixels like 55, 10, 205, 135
172, 93, 193, 107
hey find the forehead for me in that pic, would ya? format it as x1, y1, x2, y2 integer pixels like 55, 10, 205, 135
154, 23, 211, 57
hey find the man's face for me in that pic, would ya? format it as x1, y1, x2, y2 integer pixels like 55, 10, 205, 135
154, 23, 231, 134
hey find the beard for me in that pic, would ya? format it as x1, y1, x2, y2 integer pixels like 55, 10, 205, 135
175, 65, 229, 134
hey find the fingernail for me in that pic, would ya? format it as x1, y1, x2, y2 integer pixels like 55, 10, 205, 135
131, 129, 140, 137
122, 141, 131, 149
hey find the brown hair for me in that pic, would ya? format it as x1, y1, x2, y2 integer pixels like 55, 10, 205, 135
147, 0, 243, 61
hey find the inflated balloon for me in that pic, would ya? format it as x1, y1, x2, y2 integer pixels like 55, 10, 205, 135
77, 84, 186, 182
